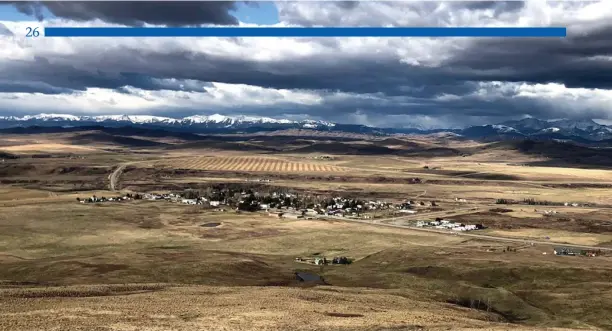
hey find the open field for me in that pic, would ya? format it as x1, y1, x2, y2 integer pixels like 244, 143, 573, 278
0, 143, 98, 153
2, 199, 612, 330
1, 129, 612, 330
156, 156, 352, 173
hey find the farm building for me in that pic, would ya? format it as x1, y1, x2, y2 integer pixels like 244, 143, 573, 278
554, 247, 578, 256
332, 256, 351, 264
314, 257, 328, 265
554, 247, 601, 257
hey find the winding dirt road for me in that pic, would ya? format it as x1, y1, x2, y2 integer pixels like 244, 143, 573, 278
108, 164, 128, 191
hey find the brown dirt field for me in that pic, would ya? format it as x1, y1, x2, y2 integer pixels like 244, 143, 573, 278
3, 134, 612, 330
156, 156, 351, 174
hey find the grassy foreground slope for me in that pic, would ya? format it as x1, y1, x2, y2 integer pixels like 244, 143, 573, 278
1, 198, 611, 330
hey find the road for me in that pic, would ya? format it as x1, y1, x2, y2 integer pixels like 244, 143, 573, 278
319, 212, 612, 252
108, 164, 128, 191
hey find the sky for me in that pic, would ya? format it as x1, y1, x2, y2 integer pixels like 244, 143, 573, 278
0, 1, 611, 129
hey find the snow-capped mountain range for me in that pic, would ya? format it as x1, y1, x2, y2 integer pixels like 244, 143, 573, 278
0, 113, 337, 130
1, 113, 612, 142
461, 118, 612, 142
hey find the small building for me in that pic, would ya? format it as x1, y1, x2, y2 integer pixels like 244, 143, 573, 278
209, 201, 221, 207
332, 256, 351, 265
554, 247, 578, 256
314, 257, 327, 265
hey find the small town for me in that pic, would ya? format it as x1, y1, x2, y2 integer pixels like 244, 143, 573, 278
76, 185, 434, 219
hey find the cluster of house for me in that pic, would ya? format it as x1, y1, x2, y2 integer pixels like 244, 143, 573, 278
295, 256, 351, 265
554, 246, 602, 257
267, 197, 435, 219
140, 193, 226, 207
76, 186, 439, 220
77, 195, 133, 203
416, 219, 485, 232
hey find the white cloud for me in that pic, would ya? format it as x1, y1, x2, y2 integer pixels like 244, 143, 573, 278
0, 82, 328, 114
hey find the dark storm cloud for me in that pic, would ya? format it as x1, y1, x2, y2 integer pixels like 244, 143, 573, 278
459, 1, 525, 14
1, 57, 213, 93
0, 22, 13, 36
2, 22, 611, 121
334, 1, 360, 10
2, 1, 612, 127
445, 25, 612, 89
10, 1, 239, 26
0, 80, 71, 94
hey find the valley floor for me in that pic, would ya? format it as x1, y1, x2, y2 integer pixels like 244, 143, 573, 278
1, 132, 612, 330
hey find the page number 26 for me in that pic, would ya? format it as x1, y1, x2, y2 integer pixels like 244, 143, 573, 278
26, 27, 40, 38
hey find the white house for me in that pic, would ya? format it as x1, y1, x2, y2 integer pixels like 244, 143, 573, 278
210, 201, 221, 207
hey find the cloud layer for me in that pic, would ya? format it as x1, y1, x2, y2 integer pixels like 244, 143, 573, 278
1, 1, 612, 128
10, 1, 241, 26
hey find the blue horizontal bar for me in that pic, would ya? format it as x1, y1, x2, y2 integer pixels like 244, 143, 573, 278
44, 27, 567, 38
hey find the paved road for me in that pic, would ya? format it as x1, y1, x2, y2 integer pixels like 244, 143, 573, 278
320, 213, 612, 252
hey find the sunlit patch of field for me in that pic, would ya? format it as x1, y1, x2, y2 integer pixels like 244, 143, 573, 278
156, 156, 352, 173
0, 143, 96, 153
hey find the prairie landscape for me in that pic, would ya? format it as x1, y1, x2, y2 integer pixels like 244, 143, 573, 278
1, 128, 612, 331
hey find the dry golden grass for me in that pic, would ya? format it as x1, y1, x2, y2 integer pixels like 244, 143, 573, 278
3, 134, 612, 330
0, 285, 583, 331
1, 198, 611, 330
1, 143, 96, 153
0, 187, 51, 201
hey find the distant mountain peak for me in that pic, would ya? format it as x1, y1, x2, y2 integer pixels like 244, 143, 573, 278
0, 113, 338, 132
1, 114, 611, 143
